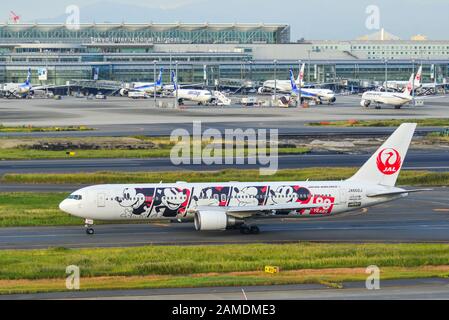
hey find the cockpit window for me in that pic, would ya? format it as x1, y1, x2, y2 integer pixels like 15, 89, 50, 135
67, 194, 82, 200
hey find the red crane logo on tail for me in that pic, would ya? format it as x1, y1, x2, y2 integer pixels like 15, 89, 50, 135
376, 148, 402, 175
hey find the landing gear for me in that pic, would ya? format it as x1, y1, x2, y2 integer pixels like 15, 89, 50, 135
84, 219, 95, 235
240, 225, 260, 235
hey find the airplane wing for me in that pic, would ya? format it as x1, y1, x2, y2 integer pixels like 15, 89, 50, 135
195, 203, 326, 219
366, 189, 432, 198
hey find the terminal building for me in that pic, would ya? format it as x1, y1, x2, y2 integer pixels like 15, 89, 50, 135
0, 23, 448, 90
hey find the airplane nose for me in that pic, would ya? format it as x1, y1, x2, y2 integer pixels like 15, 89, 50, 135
59, 199, 70, 213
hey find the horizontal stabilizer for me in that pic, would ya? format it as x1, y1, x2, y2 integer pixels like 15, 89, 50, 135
366, 188, 432, 197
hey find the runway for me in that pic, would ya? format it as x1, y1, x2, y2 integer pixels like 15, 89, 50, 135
3, 278, 449, 300
1, 150, 448, 174
0, 189, 448, 250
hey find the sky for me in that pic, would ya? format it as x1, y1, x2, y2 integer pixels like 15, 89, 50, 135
5, 0, 449, 40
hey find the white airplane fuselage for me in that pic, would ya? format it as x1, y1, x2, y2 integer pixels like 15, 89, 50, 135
175, 89, 214, 104
361, 91, 412, 107
60, 180, 404, 223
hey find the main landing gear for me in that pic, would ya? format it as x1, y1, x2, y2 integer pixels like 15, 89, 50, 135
85, 219, 95, 235
239, 225, 260, 235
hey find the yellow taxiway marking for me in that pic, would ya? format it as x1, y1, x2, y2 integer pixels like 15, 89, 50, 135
433, 209, 449, 212
152, 223, 170, 227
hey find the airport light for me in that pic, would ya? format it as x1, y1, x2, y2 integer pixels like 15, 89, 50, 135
153, 60, 157, 107
175, 61, 179, 109
298, 60, 302, 107
273, 59, 277, 106
412, 59, 415, 105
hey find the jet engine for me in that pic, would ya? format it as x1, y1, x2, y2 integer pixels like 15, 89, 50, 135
360, 99, 371, 107
194, 210, 243, 231
119, 88, 129, 96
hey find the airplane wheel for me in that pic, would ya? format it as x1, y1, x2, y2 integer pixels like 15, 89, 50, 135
250, 226, 260, 234
86, 228, 95, 235
240, 225, 251, 234
394, 105, 401, 109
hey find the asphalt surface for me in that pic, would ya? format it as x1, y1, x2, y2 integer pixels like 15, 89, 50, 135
1, 95, 449, 131
0, 122, 441, 138
1, 151, 448, 174
0, 189, 447, 250
3, 278, 449, 300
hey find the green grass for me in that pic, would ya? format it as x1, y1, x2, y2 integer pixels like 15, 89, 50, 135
0, 148, 174, 160
0, 125, 92, 133
2, 243, 449, 280
0, 193, 79, 227
308, 119, 449, 127
0, 147, 309, 160
2, 168, 449, 186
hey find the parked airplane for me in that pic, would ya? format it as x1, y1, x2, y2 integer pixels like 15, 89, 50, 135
170, 71, 215, 105
361, 73, 415, 109
383, 66, 422, 92
289, 69, 336, 104
59, 123, 428, 235
258, 65, 304, 94
1, 68, 33, 98
120, 68, 164, 97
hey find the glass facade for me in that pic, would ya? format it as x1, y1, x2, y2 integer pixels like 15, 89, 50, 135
0, 23, 290, 44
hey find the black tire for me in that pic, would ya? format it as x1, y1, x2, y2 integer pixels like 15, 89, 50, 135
250, 226, 260, 234
240, 226, 251, 235
86, 228, 95, 235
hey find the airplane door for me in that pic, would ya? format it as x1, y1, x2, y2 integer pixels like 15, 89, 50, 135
97, 192, 106, 207
339, 187, 347, 205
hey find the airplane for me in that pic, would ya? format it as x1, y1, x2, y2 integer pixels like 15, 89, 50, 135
383, 66, 422, 92
1, 68, 33, 98
289, 69, 337, 104
59, 123, 430, 235
170, 70, 215, 105
120, 68, 164, 97
258, 65, 303, 94
361, 73, 415, 109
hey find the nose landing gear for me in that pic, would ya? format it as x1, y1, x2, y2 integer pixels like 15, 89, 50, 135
85, 219, 95, 235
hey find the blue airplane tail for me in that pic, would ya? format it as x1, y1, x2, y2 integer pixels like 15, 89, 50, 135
289, 69, 298, 92
156, 68, 163, 86
25, 68, 31, 85
171, 71, 178, 90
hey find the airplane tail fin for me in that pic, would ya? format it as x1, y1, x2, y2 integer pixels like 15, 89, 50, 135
404, 73, 415, 96
171, 71, 178, 90
156, 68, 163, 86
414, 65, 422, 87
25, 68, 31, 85
347, 123, 417, 187
297, 63, 305, 85
289, 69, 298, 91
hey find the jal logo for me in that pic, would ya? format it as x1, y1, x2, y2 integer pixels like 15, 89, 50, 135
376, 148, 402, 175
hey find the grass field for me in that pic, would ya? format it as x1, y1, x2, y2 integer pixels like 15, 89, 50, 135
0, 125, 92, 133
1, 243, 449, 294
0, 193, 77, 227
2, 168, 448, 186
0, 147, 310, 160
308, 119, 449, 127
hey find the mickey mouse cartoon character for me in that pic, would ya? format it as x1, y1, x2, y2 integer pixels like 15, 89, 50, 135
116, 188, 148, 216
